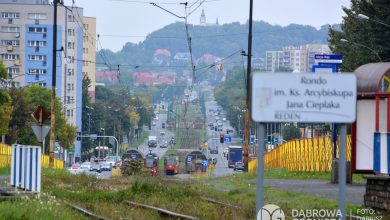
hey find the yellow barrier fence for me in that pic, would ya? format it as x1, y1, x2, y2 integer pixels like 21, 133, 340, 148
249, 135, 351, 173
0, 143, 64, 169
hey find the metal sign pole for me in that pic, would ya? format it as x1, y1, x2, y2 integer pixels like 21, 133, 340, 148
256, 123, 265, 213
339, 124, 347, 220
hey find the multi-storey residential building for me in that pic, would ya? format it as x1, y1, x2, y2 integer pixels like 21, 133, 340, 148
0, 0, 95, 162
265, 44, 331, 73
265, 51, 283, 72
82, 17, 96, 102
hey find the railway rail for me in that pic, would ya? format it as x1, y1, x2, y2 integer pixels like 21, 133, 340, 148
123, 200, 198, 220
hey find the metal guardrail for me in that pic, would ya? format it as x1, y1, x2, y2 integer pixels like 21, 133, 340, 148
249, 135, 352, 172
0, 143, 64, 169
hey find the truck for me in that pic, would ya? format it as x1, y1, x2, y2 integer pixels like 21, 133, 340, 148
227, 146, 243, 168
148, 136, 157, 148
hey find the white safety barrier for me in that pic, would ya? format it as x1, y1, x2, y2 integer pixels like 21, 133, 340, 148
10, 144, 41, 192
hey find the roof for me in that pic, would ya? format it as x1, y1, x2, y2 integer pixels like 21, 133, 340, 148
354, 62, 390, 93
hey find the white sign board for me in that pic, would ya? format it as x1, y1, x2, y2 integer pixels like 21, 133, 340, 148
251, 73, 357, 123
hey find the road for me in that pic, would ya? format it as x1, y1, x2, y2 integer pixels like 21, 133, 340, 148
137, 112, 175, 159
204, 94, 235, 177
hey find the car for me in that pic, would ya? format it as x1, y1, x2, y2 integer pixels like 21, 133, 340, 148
106, 157, 116, 168
152, 122, 156, 126
160, 131, 165, 136
210, 148, 218, 154
80, 162, 91, 171
100, 162, 112, 171
160, 141, 168, 148
90, 163, 101, 173
233, 161, 245, 171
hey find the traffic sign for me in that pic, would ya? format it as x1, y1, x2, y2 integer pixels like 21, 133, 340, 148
250, 135, 256, 144
251, 73, 357, 123
314, 54, 343, 60
202, 160, 208, 167
224, 136, 232, 143
31, 105, 50, 125
31, 124, 50, 142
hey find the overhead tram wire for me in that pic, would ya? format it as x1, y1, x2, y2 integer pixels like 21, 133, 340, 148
96, 26, 313, 40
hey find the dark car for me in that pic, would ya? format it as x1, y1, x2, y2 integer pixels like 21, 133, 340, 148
210, 148, 218, 154
90, 164, 101, 173
233, 161, 245, 171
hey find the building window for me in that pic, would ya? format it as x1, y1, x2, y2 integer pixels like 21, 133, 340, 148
1, 12, 20, 19
83, 35, 89, 42
28, 27, 47, 33
1, 53, 20, 60
27, 40, 47, 47
67, 29, 75, 36
83, 48, 88, 54
28, 55, 46, 61
1, 40, 20, 46
83, 60, 89, 66
28, 69, 47, 75
27, 13, 48, 20
67, 15, 75, 22
1, 26, 20, 33
67, 42, 75, 49
7, 67, 20, 75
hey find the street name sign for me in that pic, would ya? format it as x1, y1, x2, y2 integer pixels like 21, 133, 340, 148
224, 136, 232, 143
251, 73, 357, 123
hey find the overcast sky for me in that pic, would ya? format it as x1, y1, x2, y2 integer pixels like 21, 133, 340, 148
64, 0, 351, 52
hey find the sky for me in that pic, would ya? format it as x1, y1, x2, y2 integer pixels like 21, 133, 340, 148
64, 0, 351, 52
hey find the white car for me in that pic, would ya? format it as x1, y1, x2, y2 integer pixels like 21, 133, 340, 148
80, 162, 91, 171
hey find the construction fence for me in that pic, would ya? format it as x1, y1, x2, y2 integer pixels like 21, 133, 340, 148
0, 143, 64, 169
249, 135, 351, 172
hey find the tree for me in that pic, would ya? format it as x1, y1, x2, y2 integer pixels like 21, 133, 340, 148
57, 124, 77, 159
282, 124, 301, 141
6, 86, 71, 151
328, 0, 390, 71
0, 60, 12, 142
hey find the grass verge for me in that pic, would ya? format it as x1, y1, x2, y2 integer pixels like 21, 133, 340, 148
264, 168, 366, 183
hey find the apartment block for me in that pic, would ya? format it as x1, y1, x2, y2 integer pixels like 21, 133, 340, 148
265, 44, 331, 73
0, 0, 95, 162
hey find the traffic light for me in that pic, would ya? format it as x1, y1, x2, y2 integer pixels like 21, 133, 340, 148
76, 132, 81, 141
220, 134, 224, 143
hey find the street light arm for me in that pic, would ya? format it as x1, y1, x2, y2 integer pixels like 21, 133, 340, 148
357, 13, 390, 28
340, 38, 382, 62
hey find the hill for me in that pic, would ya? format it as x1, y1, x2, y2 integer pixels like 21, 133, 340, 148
96, 21, 333, 72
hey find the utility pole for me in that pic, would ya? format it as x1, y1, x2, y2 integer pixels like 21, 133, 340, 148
49, 0, 58, 168
244, 0, 254, 172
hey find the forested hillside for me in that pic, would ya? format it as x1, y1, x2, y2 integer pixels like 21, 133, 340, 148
97, 21, 334, 71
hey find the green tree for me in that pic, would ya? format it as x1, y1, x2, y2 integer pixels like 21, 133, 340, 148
6, 86, 71, 152
328, 0, 390, 71
0, 60, 12, 142
282, 124, 301, 141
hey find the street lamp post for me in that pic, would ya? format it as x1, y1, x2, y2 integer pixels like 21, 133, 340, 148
340, 38, 382, 61
357, 13, 390, 28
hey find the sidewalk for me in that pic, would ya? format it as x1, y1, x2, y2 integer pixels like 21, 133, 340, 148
264, 179, 366, 205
